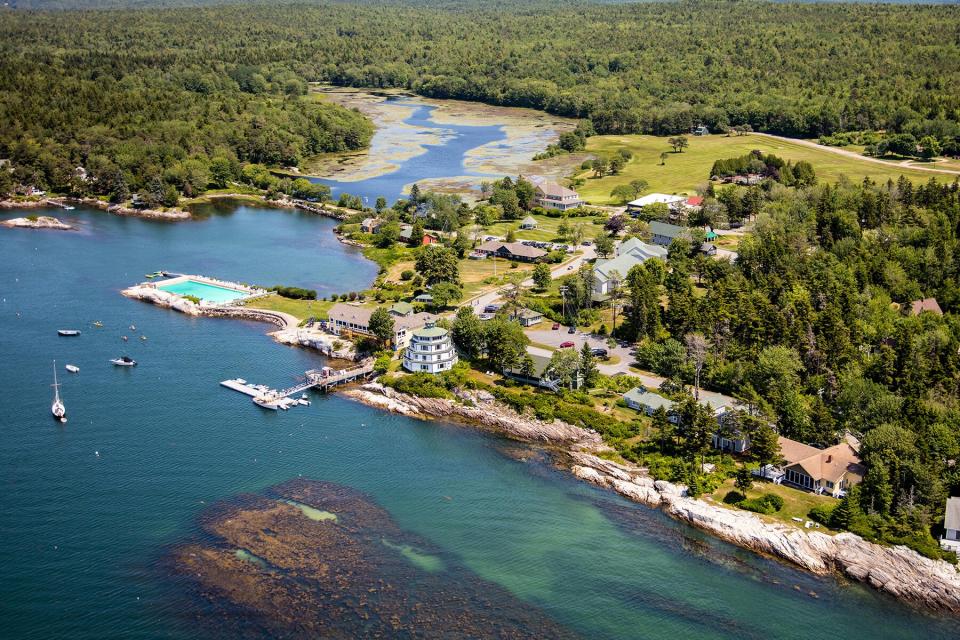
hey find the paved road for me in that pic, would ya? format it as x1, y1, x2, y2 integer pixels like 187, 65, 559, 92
465, 244, 596, 312
526, 327, 737, 409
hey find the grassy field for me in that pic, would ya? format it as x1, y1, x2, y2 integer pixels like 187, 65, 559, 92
707, 477, 837, 529
575, 133, 949, 205
460, 257, 536, 299
484, 213, 606, 242
242, 294, 334, 321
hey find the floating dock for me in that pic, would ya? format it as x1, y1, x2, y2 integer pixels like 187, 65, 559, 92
220, 362, 374, 411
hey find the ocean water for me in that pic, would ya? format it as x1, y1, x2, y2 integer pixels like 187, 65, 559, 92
1, 205, 956, 639
2, 106, 958, 637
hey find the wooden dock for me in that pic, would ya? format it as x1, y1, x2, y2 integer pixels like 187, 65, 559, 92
306, 361, 375, 391
220, 361, 374, 411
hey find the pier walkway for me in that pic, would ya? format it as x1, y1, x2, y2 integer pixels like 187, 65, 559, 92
220, 360, 375, 410
306, 361, 375, 391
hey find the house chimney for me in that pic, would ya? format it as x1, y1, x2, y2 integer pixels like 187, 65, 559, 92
825, 455, 832, 463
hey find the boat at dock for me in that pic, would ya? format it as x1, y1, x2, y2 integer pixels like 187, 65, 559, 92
58, 329, 81, 336
65, 364, 79, 373
253, 396, 281, 411
51, 361, 66, 423
110, 356, 137, 367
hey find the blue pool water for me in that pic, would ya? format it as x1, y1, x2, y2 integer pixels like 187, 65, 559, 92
157, 278, 250, 304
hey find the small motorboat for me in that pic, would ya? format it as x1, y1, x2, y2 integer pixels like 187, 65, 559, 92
253, 396, 279, 411
64, 205, 75, 211
65, 364, 80, 373
110, 356, 137, 367
140, 335, 147, 341
51, 361, 66, 423
58, 329, 81, 336
92, 321, 103, 328
298, 393, 311, 406
122, 336, 128, 341
129, 324, 136, 331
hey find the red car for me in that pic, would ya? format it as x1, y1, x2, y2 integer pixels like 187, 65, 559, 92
552, 322, 560, 330
559, 341, 575, 348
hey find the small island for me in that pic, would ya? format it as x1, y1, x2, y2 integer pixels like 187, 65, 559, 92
1, 215, 73, 231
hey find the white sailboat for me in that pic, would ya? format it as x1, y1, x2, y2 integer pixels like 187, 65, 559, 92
51, 361, 66, 423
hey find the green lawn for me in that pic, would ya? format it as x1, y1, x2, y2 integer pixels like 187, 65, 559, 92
460, 257, 536, 299
362, 244, 415, 273
708, 477, 837, 529
242, 294, 334, 321
576, 133, 948, 205
484, 213, 606, 242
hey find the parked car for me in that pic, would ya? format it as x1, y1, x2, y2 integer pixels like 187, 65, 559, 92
552, 322, 560, 330
559, 341, 575, 348
591, 348, 609, 358
567, 326, 576, 334
484, 304, 501, 313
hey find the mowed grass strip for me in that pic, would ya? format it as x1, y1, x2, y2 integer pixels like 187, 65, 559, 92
460, 257, 535, 299
484, 213, 606, 242
575, 133, 948, 205
242, 293, 334, 322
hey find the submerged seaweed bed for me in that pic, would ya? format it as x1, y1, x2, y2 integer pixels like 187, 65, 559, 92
169, 479, 577, 639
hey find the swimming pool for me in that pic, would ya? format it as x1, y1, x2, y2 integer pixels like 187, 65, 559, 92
157, 278, 251, 303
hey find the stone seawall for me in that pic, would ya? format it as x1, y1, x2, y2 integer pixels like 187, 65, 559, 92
343, 381, 960, 616
205, 306, 294, 329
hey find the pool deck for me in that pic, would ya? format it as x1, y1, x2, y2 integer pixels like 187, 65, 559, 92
122, 274, 268, 315
154, 274, 262, 303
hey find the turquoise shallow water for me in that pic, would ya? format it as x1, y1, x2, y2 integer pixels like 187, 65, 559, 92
1, 205, 956, 639
156, 278, 250, 304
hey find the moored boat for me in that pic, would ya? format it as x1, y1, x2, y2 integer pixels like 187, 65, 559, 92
58, 329, 81, 336
65, 364, 80, 373
51, 361, 66, 423
110, 356, 137, 367
253, 396, 279, 411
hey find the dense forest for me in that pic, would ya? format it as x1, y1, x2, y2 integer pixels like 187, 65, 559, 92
615, 176, 960, 555
2, 0, 960, 198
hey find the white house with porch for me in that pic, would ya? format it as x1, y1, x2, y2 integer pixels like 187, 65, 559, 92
534, 181, 582, 211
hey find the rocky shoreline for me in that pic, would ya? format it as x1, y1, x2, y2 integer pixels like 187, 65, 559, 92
1, 215, 73, 230
0, 196, 190, 220
342, 382, 960, 616
1, 194, 363, 224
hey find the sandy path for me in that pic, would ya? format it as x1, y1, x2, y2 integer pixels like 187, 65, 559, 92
755, 133, 960, 177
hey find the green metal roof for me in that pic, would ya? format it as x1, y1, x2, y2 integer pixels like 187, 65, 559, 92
389, 301, 414, 315
623, 386, 675, 411
414, 325, 448, 338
